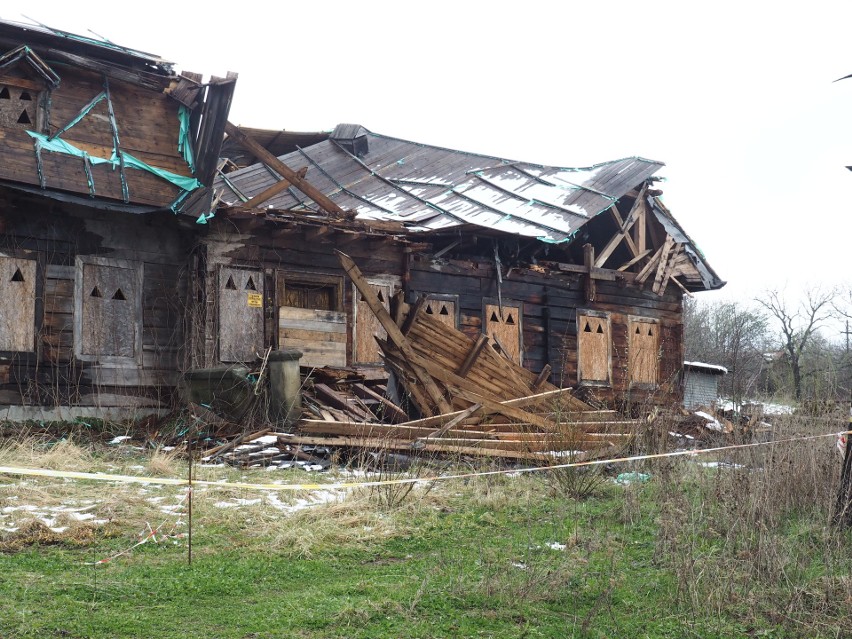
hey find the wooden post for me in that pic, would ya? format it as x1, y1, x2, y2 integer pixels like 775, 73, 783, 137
833, 407, 852, 527
583, 244, 596, 302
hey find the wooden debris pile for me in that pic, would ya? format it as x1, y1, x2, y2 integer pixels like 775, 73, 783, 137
300, 366, 409, 424
281, 252, 640, 462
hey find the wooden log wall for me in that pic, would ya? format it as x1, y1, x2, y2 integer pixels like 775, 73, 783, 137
196, 220, 406, 369
0, 195, 191, 408
0, 63, 185, 207
408, 253, 684, 407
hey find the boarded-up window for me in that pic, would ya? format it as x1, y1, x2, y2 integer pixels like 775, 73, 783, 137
484, 302, 522, 364
0, 84, 38, 130
0, 256, 36, 352
75, 259, 141, 360
629, 317, 660, 386
219, 266, 264, 363
423, 296, 457, 329
577, 312, 610, 384
354, 280, 393, 364
283, 282, 337, 311
278, 273, 345, 367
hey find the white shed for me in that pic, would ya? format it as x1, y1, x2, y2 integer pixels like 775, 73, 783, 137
683, 361, 727, 409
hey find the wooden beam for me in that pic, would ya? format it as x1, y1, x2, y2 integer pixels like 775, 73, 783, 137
636, 246, 664, 283
532, 365, 552, 391
634, 196, 647, 253
239, 176, 293, 209
652, 236, 676, 294
456, 333, 489, 377
225, 122, 345, 216
417, 403, 484, 443
337, 251, 452, 415
584, 244, 596, 302
276, 434, 559, 461
656, 243, 682, 294
617, 249, 652, 272
351, 383, 409, 423
669, 275, 694, 297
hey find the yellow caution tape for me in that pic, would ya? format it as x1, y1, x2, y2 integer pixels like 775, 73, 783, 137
0, 430, 849, 492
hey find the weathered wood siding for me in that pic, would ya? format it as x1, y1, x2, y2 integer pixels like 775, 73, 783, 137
408, 254, 684, 406
196, 221, 405, 368
0, 64, 186, 207
0, 195, 189, 407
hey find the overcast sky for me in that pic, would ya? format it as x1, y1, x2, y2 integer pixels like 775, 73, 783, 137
10, 1, 852, 332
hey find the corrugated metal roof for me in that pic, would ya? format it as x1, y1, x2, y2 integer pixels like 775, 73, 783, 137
215, 126, 664, 243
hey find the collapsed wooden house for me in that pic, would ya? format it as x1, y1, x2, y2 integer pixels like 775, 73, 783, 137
209, 124, 725, 412
0, 22, 724, 432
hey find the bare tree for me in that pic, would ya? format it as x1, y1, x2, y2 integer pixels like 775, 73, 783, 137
684, 298, 769, 407
756, 288, 835, 401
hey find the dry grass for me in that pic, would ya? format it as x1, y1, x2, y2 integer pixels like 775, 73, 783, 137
145, 447, 182, 477
0, 436, 94, 471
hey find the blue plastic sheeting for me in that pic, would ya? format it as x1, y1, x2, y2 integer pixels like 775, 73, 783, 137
27, 131, 200, 192
177, 105, 195, 172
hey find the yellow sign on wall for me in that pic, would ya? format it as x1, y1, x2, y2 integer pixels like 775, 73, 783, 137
247, 293, 263, 308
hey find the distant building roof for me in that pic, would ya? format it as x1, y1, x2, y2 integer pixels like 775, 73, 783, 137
684, 361, 728, 375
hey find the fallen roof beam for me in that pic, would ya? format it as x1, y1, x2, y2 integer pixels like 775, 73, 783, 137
224, 121, 345, 216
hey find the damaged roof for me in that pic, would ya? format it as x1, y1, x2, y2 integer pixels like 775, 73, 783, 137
0, 18, 173, 76
215, 124, 664, 244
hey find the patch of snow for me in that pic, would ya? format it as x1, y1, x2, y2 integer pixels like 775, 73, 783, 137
213, 498, 262, 509
684, 361, 728, 374
108, 435, 132, 444
694, 411, 723, 431
697, 461, 745, 469
547, 542, 566, 551
266, 489, 343, 514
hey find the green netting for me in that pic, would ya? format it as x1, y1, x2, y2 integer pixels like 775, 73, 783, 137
27, 131, 200, 192
177, 105, 195, 172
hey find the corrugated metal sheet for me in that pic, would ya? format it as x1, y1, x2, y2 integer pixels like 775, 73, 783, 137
215, 126, 664, 243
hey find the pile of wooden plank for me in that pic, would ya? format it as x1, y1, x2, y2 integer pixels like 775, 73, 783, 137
280, 252, 640, 462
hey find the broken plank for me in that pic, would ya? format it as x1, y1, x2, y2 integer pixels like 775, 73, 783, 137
351, 383, 409, 423
338, 250, 451, 415
276, 434, 561, 461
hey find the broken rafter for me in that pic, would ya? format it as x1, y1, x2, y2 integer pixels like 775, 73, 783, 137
651, 235, 677, 294
239, 166, 309, 210
224, 122, 345, 216
595, 188, 647, 268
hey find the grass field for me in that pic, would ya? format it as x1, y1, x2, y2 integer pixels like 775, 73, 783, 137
1, 417, 851, 638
